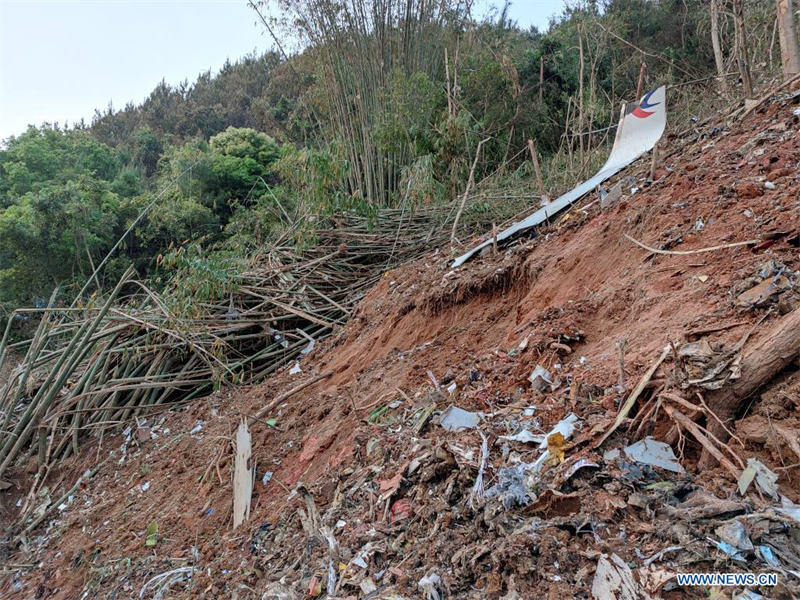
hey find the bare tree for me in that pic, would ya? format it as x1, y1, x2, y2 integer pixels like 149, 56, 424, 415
776, 0, 800, 78
732, 0, 755, 98
710, 0, 728, 91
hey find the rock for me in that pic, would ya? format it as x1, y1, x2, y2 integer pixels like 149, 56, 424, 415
734, 181, 763, 200
735, 274, 792, 309
601, 183, 623, 210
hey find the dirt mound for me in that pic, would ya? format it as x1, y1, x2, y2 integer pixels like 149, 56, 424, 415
3, 97, 800, 599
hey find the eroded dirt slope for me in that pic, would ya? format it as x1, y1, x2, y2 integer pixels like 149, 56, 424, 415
3, 96, 800, 599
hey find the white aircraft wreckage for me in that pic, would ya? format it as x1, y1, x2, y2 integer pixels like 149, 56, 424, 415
452, 86, 667, 268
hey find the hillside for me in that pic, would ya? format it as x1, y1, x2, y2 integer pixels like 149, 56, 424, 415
3, 86, 799, 599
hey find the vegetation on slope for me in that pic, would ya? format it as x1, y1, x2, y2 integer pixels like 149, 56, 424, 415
0, 0, 787, 320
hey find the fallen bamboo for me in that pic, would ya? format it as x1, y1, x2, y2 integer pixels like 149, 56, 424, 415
0, 197, 513, 480
253, 370, 334, 420
597, 346, 670, 447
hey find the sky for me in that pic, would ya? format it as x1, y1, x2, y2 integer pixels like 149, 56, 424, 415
0, 0, 568, 141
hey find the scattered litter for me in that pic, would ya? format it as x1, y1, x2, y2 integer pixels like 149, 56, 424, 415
735, 274, 793, 309
529, 364, 560, 391
500, 429, 544, 444
469, 431, 489, 507
439, 405, 479, 431
301, 339, 315, 354
232, 419, 253, 528
734, 261, 797, 311
140, 481, 151, 493
446, 382, 457, 395
138, 567, 193, 599
643, 545, 682, 566
261, 471, 273, 485
623, 437, 684, 473
391, 498, 413, 521
775, 496, 800, 524
601, 182, 623, 210
378, 471, 404, 499
250, 522, 270, 554
714, 520, 753, 552
564, 458, 600, 480
359, 578, 377, 594
261, 582, 296, 599
145, 521, 158, 546
591, 553, 644, 600
320, 526, 338, 596
709, 537, 747, 562
757, 545, 780, 568
289, 362, 302, 375
547, 432, 567, 465
538, 413, 579, 449
764, 181, 776, 190
738, 458, 778, 499
485, 462, 536, 508
308, 576, 322, 597
189, 421, 204, 435
418, 572, 442, 600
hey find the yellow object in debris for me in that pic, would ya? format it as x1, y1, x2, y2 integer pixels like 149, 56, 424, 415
547, 432, 567, 465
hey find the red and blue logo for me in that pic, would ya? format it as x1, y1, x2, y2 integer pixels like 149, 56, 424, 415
632, 89, 660, 118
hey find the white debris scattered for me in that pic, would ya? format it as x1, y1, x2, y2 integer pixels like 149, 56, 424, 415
738, 457, 778, 499
418, 573, 443, 600
500, 429, 544, 444
623, 437, 684, 473
439, 406, 479, 431
776, 496, 800, 524
538, 413, 580, 449
529, 365, 559, 391
591, 553, 644, 600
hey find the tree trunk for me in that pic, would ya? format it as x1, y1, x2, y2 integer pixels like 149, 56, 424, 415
635, 61, 647, 101
539, 56, 544, 107
700, 308, 800, 467
577, 23, 585, 160
777, 0, 800, 78
733, 0, 755, 99
711, 0, 728, 91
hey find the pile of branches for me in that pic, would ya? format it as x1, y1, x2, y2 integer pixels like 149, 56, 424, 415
0, 201, 498, 478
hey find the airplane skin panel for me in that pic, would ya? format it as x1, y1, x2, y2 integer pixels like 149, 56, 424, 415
452, 86, 667, 268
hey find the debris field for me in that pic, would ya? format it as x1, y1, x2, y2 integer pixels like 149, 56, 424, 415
2, 94, 800, 600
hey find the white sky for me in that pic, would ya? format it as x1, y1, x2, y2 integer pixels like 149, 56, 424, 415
0, 0, 567, 141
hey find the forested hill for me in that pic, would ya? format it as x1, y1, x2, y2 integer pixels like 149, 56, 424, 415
0, 0, 783, 315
